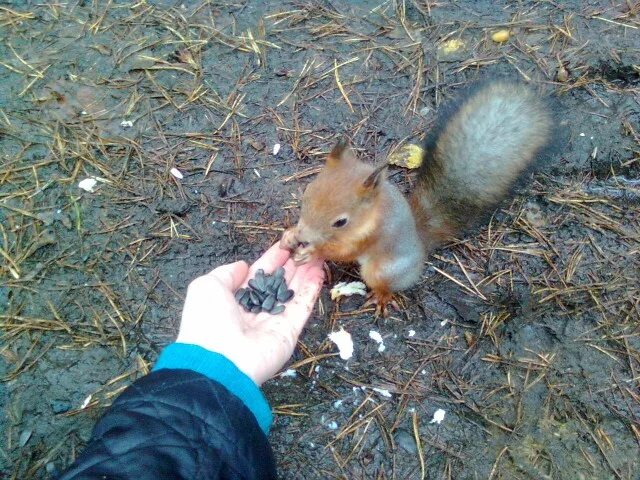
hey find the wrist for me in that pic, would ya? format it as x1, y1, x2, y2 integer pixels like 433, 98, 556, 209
153, 343, 273, 434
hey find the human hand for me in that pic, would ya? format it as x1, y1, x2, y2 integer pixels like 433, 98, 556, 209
176, 243, 325, 385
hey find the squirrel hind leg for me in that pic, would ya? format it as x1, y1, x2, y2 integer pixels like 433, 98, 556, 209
363, 289, 401, 318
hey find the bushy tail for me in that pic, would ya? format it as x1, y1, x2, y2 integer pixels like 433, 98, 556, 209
410, 80, 559, 250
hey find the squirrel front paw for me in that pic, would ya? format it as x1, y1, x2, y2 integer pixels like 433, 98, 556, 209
292, 244, 315, 265
279, 228, 299, 251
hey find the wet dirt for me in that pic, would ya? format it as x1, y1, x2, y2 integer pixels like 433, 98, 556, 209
1, 1, 639, 479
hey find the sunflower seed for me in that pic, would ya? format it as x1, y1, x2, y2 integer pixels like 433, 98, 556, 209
249, 290, 261, 305
270, 304, 285, 315
281, 289, 294, 302
276, 282, 290, 302
250, 305, 262, 314
264, 275, 275, 290
234, 288, 247, 302
241, 296, 254, 311
262, 294, 276, 311
274, 266, 285, 278
248, 278, 264, 293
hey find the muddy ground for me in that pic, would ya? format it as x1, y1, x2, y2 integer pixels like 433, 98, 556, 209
1, 1, 639, 478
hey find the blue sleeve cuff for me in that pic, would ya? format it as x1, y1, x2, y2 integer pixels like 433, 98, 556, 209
152, 343, 273, 434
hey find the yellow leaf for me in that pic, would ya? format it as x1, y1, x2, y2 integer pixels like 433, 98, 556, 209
387, 144, 424, 169
439, 38, 465, 54
491, 30, 510, 43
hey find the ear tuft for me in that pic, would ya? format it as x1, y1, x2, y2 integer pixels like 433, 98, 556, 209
327, 137, 356, 166
362, 164, 388, 191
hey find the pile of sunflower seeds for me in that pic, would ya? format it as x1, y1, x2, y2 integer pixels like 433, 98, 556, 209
235, 267, 294, 314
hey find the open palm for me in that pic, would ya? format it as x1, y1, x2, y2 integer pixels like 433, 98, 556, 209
176, 243, 325, 385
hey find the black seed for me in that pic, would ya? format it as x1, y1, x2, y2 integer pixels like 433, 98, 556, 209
262, 294, 276, 311
281, 289, 294, 302
249, 290, 261, 305
256, 274, 267, 291
248, 278, 265, 293
264, 275, 275, 290
234, 288, 246, 302
277, 282, 287, 297
251, 305, 262, 314
272, 276, 285, 291
270, 304, 285, 315
239, 293, 252, 309
276, 282, 289, 301
240, 297, 253, 311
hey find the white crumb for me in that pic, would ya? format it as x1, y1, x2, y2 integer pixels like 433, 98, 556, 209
170, 167, 184, 179
430, 409, 446, 424
368, 330, 386, 352
440, 319, 448, 327
408, 329, 416, 337
273, 143, 281, 155
328, 329, 354, 360
120, 120, 134, 128
372, 387, 392, 398
330, 281, 367, 300
78, 178, 98, 193
280, 369, 297, 378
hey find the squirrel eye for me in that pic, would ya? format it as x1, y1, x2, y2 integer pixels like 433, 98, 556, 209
332, 217, 348, 228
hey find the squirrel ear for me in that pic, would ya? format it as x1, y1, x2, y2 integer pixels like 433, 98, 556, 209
362, 164, 388, 192
327, 138, 356, 166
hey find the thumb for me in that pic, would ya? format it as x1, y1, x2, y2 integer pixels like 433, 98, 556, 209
208, 260, 249, 290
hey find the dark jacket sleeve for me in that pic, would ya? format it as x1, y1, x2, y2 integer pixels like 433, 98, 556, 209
58, 369, 277, 480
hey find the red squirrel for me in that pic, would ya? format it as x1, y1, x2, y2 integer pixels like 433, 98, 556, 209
280, 80, 559, 315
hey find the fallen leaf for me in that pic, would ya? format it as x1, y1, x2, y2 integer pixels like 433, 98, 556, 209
439, 38, 465, 54
491, 30, 510, 43
387, 144, 424, 169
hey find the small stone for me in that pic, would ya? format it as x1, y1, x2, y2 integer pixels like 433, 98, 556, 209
395, 429, 417, 454
556, 65, 569, 82
51, 401, 71, 414
19, 429, 32, 447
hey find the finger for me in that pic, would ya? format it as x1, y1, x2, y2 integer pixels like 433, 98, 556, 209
207, 260, 249, 291
278, 258, 325, 335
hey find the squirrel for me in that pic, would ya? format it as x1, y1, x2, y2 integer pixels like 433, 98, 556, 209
280, 79, 559, 315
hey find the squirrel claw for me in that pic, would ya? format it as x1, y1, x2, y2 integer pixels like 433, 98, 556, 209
363, 291, 400, 317
280, 228, 299, 251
